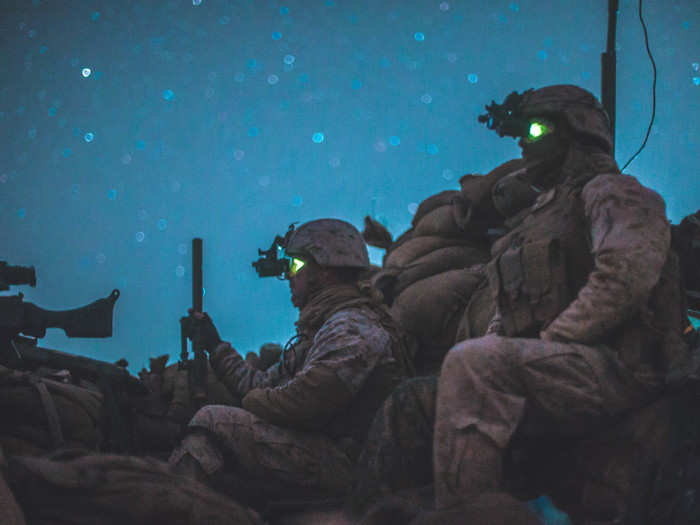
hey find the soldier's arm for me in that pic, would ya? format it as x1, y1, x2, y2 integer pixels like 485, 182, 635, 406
209, 342, 283, 397
542, 174, 670, 343
241, 310, 390, 431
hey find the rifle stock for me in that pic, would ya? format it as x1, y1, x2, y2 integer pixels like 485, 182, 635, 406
0, 290, 120, 339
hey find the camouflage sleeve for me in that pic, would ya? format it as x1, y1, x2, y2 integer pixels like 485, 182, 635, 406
209, 342, 283, 397
542, 174, 670, 343
241, 309, 392, 431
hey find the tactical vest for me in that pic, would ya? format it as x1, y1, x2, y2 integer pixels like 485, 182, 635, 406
487, 174, 688, 382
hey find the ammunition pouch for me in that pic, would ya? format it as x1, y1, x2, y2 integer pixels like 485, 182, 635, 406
487, 238, 570, 337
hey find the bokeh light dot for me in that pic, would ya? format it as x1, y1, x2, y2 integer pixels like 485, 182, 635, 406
427, 143, 439, 155
157, 218, 167, 231
421, 93, 432, 104
414, 32, 425, 42
407, 202, 418, 215
272, 31, 282, 40
84, 132, 94, 142
284, 54, 295, 65
267, 74, 279, 85
329, 157, 340, 168
121, 153, 132, 165
374, 141, 387, 152
439, 2, 450, 11
693, 62, 699, 71
509, 2, 519, 12
82, 68, 91, 77
538, 50, 548, 61
467, 73, 479, 84
176, 265, 185, 278
233, 149, 245, 160
135, 231, 145, 243
248, 127, 259, 137
107, 189, 117, 200
442, 169, 454, 180
162, 89, 174, 101
91, 11, 99, 21
280, 6, 290, 15
312, 132, 325, 143
192, 0, 202, 5
693, 77, 700, 86
389, 136, 400, 146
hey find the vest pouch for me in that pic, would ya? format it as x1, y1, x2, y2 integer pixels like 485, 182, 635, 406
489, 239, 569, 336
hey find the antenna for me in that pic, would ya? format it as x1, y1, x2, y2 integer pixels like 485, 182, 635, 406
601, 0, 619, 155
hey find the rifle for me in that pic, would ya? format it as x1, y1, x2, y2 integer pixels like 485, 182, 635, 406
179, 238, 207, 403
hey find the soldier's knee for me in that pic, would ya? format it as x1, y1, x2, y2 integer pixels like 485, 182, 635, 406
442, 335, 507, 377
189, 404, 249, 432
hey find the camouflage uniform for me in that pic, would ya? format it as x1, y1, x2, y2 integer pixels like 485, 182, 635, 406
170, 219, 409, 499
434, 86, 690, 510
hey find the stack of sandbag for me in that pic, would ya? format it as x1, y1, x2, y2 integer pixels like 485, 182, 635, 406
133, 345, 283, 457
0, 365, 103, 457
7, 452, 263, 525
368, 159, 527, 375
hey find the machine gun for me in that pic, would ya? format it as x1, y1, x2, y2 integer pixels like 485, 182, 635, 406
0, 261, 143, 452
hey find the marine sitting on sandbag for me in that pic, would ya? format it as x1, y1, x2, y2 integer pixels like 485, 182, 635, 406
363, 156, 539, 375
169, 218, 411, 510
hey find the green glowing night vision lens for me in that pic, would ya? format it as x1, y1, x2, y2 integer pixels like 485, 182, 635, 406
526, 119, 553, 142
288, 257, 305, 277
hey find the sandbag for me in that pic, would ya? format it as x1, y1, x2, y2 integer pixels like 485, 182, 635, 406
411, 190, 460, 227
393, 245, 490, 297
412, 204, 463, 238
0, 444, 26, 525
391, 269, 483, 374
7, 453, 264, 525
384, 236, 478, 270
0, 367, 103, 455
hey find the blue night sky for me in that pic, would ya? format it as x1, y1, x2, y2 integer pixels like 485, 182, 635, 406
2, 0, 699, 372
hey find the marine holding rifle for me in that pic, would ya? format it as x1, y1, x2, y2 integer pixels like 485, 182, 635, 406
169, 218, 411, 507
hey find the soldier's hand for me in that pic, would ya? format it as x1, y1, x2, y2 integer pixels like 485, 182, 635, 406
180, 309, 222, 353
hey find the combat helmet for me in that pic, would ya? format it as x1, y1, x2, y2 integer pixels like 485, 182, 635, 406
519, 85, 613, 153
285, 219, 370, 269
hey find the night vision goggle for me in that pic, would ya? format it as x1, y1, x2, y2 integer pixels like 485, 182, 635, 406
478, 89, 554, 143
251, 224, 306, 279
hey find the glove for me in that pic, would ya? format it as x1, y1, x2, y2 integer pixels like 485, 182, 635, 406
180, 309, 222, 353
